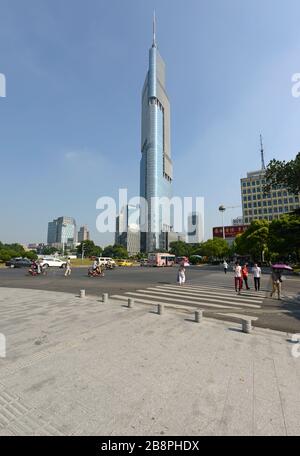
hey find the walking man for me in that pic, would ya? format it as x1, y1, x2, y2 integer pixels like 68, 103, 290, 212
242, 263, 250, 290
64, 257, 72, 277
234, 261, 242, 294
252, 263, 262, 291
223, 260, 228, 274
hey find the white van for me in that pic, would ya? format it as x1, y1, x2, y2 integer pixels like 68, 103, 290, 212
97, 257, 116, 267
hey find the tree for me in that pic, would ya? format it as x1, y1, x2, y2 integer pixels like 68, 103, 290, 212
268, 213, 300, 262
41, 246, 58, 255
235, 220, 269, 261
169, 241, 191, 257
201, 238, 229, 259
76, 240, 103, 258
102, 244, 128, 258
264, 152, 300, 195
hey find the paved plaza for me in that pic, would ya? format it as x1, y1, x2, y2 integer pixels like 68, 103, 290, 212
0, 287, 300, 436
0, 267, 299, 332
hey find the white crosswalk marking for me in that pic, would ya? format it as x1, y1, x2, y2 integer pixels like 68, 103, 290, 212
110, 294, 234, 309
151, 285, 263, 304
134, 288, 261, 308
111, 281, 264, 324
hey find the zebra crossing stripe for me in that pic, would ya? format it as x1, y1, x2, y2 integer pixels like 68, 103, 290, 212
121, 291, 253, 309
151, 286, 263, 304
134, 289, 261, 309
168, 282, 266, 298
189, 285, 267, 296
216, 312, 258, 321
111, 293, 234, 309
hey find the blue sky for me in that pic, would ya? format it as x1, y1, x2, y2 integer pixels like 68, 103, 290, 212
1, 0, 300, 246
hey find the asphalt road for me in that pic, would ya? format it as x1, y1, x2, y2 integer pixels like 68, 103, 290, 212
0, 264, 299, 332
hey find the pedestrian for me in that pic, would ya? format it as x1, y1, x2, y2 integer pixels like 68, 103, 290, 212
177, 265, 186, 286
242, 263, 250, 290
252, 263, 262, 291
223, 260, 228, 274
233, 261, 242, 294
64, 257, 72, 277
270, 268, 282, 300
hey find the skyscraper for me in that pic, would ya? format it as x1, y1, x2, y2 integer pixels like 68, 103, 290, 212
47, 216, 77, 247
140, 14, 173, 253
78, 225, 90, 243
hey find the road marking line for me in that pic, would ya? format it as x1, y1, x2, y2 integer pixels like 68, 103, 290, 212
111, 294, 235, 309
216, 312, 258, 321
122, 291, 258, 309
135, 289, 261, 308
172, 283, 266, 296
153, 286, 263, 304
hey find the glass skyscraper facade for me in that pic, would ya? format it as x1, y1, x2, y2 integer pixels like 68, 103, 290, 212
140, 18, 173, 252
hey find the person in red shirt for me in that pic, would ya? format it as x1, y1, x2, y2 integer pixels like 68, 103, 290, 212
242, 264, 250, 290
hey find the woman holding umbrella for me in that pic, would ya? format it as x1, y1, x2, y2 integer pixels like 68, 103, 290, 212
270, 264, 293, 300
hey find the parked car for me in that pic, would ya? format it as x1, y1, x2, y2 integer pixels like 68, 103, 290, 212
6, 258, 32, 268
40, 258, 67, 268
96, 257, 116, 268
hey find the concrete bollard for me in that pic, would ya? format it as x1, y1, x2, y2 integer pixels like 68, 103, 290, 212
195, 310, 203, 323
102, 293, 109, 304
242, 319, 252, 334
79, 289, 85, 298
128, 298, 134, 308
158, 304, 164, 315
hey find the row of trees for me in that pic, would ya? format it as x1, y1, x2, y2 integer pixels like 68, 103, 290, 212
76, 241, 129, 259
169, 238, 229, 261
234, 215, 300, 263
0, 242, 37, 262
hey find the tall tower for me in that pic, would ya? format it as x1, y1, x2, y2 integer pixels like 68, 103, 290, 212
260, 134, 266, 170
140, 14, 173, 252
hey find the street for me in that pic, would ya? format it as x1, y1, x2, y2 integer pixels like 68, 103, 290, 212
0, 265, 299, 332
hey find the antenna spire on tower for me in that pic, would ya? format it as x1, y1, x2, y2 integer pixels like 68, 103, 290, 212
260, 134, 266, 170
152, 10, 157, 47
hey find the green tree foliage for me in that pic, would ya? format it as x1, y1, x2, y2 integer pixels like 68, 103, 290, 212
201, 238, 229, 259
102, 244, 128, 259
0, 242, 37, 262
76, 240, 103, 258
264, 152, 300, 195
169, 241, 191, 257
268, 214, 300, 261
235, 220, 269, 261
41, 246, 59, 255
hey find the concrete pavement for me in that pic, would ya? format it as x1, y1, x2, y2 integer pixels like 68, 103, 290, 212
0, 287, 300, 435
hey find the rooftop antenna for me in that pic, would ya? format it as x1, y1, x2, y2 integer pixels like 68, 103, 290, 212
152, 10, 157, 48
260, 134, 266, 170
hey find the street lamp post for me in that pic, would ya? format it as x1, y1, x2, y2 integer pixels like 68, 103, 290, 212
218, 205, 226, 240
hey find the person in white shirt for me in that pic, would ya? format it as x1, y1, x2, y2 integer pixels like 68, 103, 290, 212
223, 260, 228, 274
233, 261, 242, 294
252, 263, 262, 291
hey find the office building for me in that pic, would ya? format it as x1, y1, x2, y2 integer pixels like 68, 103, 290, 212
140, 15, 173, 252
115, 205, 140, 256
78, 225, 90, 243
241, 138, 300, 223
47, 216, 77, 247
241, 171, 300, 224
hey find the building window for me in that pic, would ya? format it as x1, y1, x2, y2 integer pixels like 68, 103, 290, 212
273, 200, 277, 205
253, 202, 257, 208
245, 217, 248, 223
254, 209, 258, 215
